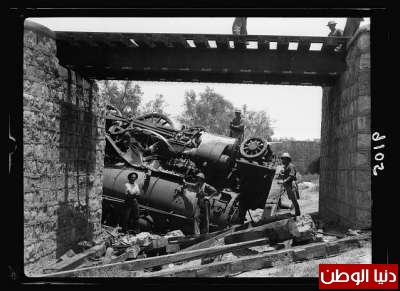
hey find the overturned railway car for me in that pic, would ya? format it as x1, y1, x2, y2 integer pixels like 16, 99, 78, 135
102, 107, 277, 234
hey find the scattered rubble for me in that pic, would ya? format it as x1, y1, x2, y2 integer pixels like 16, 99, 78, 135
37, 210, 371, 278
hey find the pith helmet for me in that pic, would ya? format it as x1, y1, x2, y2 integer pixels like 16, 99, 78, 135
234, 108, 241, 114
196, 172, 206, 180
280, 152, 292, 160
327, 20, 337, 26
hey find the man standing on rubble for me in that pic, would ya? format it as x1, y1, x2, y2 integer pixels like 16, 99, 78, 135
229, 109, 245, 143
123, 169, 151, 234
277, 152, 301, 218
193, 172, 218, 235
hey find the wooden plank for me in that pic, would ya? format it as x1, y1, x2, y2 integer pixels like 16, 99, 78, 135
258, 212, 293, 225
224, 218, 299, 245
167, 228, 228, 244
43, 243, 106, 274
140, 234, 371, 277
140, 248, 285, 277
181, 227, 236, 252
40, 238, 269, 277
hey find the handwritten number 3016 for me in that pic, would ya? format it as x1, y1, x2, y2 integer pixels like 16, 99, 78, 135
372, 132, 385, 176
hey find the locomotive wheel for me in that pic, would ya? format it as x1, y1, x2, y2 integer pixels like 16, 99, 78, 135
137, 113, 175, 128
240, 137, 268, 160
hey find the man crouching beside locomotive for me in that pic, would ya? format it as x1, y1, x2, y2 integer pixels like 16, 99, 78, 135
123, 170, 151, 234
277, 152, 301, 218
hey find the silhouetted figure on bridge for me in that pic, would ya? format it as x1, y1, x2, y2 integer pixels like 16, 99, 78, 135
327, 20, 343, 37
232, 17, 248, 36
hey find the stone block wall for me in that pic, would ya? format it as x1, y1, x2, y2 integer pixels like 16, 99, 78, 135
23, 21, 108, 274
270, 140, 321, 174
319, 25, 371, 228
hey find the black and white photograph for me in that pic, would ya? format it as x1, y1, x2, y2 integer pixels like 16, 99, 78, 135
10, 12, 381, 280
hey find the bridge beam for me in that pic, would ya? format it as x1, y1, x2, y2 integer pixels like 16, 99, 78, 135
57, 45, 345, 86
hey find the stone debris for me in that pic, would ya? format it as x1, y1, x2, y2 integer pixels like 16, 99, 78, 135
245, 208, 264, 223
54, 226, 187, 270
37, 214, 372, 278
103, 247, 114, 264
164, 230, 185, 238
77, 240, 95, 252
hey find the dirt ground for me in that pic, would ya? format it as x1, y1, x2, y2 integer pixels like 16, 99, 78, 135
236, 176, 372, 277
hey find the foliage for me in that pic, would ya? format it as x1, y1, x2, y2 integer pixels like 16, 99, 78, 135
139, 94, 169, 116
178, 87, 235, 135
242, 104, 274, 141
98, 81, 170, 119
99, 80, 143, 117
178, 87, 275, 138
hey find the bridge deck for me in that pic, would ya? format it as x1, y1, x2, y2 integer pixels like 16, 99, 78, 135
55, 32, 349, 86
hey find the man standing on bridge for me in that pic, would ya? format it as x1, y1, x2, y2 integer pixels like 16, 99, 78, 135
232, 17, 248, 36
277, 152, 301, 218
327, 20, 344, 52
229, 109, 245, 143
327, 20, 343, 37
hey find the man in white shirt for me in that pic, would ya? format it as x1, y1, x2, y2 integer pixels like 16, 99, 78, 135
123, 169, 151, 234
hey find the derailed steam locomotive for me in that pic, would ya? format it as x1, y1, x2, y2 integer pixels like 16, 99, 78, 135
102, 105, 277, 234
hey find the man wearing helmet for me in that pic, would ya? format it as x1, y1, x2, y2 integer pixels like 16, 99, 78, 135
277, 153, 301, 217
193, 172, 218, 234
327, 20, 343, 37
229, 109, 245, 143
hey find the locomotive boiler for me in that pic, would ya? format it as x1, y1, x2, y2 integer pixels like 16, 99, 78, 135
102, 106, 277, 234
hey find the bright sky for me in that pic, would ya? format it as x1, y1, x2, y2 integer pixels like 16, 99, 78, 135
29, 17, 370, 140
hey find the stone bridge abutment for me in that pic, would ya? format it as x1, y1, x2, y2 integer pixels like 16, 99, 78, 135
320, 25, 371, 228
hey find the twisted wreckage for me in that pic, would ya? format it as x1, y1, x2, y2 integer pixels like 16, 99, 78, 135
102, 105, 277, 234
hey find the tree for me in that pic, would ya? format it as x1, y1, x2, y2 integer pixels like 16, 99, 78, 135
242, 105, 274, 141
99, 81, 143, 117
139, 94, 169, 116
178, 87, 235, 135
